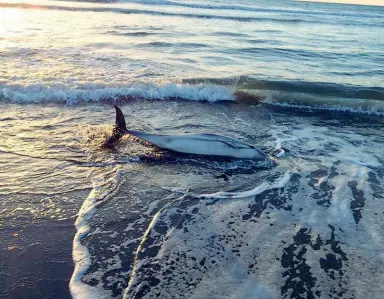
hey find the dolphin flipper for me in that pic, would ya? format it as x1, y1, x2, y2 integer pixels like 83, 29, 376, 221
104, 105, 128, 148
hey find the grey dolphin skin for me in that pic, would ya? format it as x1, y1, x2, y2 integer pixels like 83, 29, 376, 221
105, 106, 267, 160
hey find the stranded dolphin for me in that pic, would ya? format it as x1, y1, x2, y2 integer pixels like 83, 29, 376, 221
105, 105, 267, 160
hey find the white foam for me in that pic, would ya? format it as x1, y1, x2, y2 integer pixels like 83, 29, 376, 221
124, 172, 291, 298
288, 124, 382, 168
198, 172, 291, 199
267, 125, 299, 150
0, 82, 234, 105
70, 167, 123, 299
274, 149, 285, 158
124, 191, 189, 297
264, 94, 384, 116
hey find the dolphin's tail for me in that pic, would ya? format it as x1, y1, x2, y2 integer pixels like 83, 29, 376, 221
104, 105, 128, 148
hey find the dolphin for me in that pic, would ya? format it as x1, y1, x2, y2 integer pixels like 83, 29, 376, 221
104, 106, 267, 160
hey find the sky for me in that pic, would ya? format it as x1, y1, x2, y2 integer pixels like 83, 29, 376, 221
299, 0, 384, 6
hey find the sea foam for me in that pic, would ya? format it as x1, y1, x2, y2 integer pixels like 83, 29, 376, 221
70, 167, 124, 299
0, 82, 234, 105
124, 172, 291, 298
264, 92, 384, 116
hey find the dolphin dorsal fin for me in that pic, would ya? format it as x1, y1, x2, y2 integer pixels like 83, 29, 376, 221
114, 105, 127, 132
103, 105, 128, 148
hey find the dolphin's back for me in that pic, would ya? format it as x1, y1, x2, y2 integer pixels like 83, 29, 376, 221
127, 130, 266, 159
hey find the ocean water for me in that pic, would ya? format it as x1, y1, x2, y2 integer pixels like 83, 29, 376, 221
0, 0, 383, 298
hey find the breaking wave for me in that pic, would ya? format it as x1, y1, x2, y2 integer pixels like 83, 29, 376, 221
0, 82, 235, 104
1, 79, 384, 116
183, 77, 384, 102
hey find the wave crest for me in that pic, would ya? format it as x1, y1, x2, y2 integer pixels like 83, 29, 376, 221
0, 82, 234, 104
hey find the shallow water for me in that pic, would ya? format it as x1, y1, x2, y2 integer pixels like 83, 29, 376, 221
1, 0, 384, 298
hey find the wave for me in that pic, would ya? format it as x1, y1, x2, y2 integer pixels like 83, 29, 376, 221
57, 0, 384, 20
56, 0, 303, 14
0, 3, 302, 23
264, 93, 384, 116
1, 79, 383, 116
0, 82, 235, 104
117, 0, 305, 15
3, 2, 379, 26
183, 77, 384, 102
4, 1, 381, 28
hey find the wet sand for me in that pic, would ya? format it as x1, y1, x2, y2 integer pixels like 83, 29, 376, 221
1, 218, 75, 299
